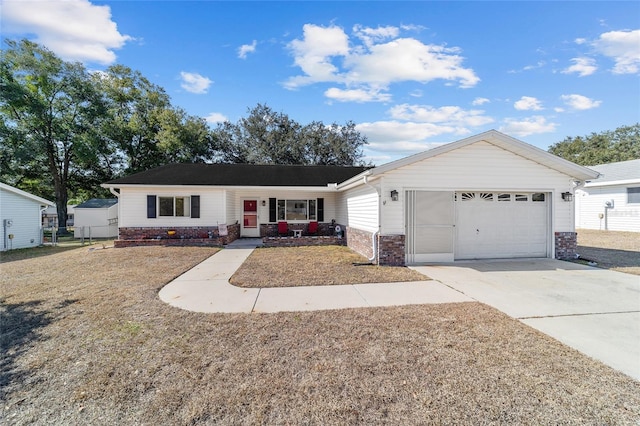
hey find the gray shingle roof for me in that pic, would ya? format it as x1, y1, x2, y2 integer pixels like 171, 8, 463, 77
75, 198, 118, 208
103, 163, 371, 187
587, 159, 640, 183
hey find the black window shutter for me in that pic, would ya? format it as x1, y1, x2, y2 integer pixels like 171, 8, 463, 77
269, 198, 277, 222
191, 195, 200, 218
147, 195, 157, 218
317, 198, 324, 222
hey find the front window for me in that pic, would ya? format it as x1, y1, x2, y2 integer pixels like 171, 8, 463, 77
277, 199, 317, 221
159, 196, 191, 217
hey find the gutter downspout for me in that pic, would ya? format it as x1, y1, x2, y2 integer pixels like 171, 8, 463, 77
108, 188, 120, 240
363, 175, 380, 263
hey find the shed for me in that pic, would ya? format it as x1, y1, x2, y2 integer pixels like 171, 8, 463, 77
73, 198, 119, 239
0, 183, 54, 250
575, 159, 640, 232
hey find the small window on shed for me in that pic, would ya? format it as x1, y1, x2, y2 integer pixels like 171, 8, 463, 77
498, 193, 511, 202
532, 193, 545, 202
628, 187, 640, 204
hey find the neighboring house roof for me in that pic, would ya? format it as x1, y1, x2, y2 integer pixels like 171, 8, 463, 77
583, 159, 640, 186
0, 182, 54, 206
339, 130, 600, 188
75, 198, 118, 209
103, 163, 371, 187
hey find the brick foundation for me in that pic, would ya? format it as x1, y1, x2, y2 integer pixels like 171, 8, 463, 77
262, 235, 346, 248
377, 234, 406, 266
260, 222, 338, 237
115, 224, 239, 248
555, 231, 577, 260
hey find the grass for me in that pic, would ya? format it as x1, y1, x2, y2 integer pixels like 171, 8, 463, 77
576, 229, 640, 275
1, 244, 639, 424
230, 245, 428, 287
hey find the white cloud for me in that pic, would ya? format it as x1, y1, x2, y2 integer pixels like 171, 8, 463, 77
238, 40, 257, 59
388, 104, 494, 127
514, 96, 544, 111
472, 97, 490, 106
284, 24, 479, 101
180, 72, 212, 94
285, 24, 350, 88
592, 29, 640, 74
205, 112, 228, 123
2, 0, 131, 65
325, 87, 392, 103
561, 57, 598, 77
352, 24, 399, 47
357, 120, 462, 145
499, 116, 557, 137
560, 94, 602, 110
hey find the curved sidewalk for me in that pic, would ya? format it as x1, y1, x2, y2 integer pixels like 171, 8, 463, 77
158, 240, 473, 313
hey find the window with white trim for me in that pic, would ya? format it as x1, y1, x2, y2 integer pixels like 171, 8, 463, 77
628, 187, 640, 204
159, 196, 191, 217
277, 199, 317, 221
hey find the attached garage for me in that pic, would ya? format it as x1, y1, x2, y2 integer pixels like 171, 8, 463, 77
406, 190, 549, 262
341, 130, 601, 265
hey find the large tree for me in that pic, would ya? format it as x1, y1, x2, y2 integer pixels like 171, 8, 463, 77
548, 124, 640, 166
212, 104, 369, 165
1, 39, 106, 231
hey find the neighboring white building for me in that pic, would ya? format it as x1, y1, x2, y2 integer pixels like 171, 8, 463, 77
575, 159, 640, 232
0, 182, 54, 251
73, 198, 119, 239
42, 204, 76, 228
103, 130, 599, 265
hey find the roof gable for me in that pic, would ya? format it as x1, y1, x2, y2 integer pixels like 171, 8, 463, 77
103, 163, 370, 187
365, 130, 600, 181
0, 182, 54, 206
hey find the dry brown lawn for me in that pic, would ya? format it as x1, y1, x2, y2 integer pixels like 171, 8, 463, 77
576, 229, 640, 275
231, 245, 427, 287
1, 245, 639, 425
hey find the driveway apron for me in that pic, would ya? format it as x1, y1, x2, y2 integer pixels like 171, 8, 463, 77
413, 259, 640, 381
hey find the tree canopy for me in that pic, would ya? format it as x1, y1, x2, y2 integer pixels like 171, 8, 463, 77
1, 40, 369, 227
548, 124, 640, 166
211, 104, 369, 166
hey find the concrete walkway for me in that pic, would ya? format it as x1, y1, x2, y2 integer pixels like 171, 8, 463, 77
158, 239, 473, 314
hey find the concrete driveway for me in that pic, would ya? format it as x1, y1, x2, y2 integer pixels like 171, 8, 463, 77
413, 259, 640, 381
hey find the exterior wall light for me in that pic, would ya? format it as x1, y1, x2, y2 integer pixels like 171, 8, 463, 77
561, 192, 573, 202
390, 190, 399, 202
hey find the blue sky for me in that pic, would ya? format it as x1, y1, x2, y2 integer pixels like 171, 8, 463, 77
2, 1, 639, 164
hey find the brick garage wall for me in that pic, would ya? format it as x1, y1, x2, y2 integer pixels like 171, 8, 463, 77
555, 231, 577, 260
347, 227, 375, 261
115, 223, 239, 248
378, 234, 406, 266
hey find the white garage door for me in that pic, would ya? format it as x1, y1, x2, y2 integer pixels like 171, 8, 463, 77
455, 192, 549, 260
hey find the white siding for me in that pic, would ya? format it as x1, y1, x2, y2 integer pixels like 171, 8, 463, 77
575, 185, 640, 232
0, 188, 46, 250
342, 184, 379, 232
73, 205, 118, 238
379, 141, 576, 234
117, 187, 226, 227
